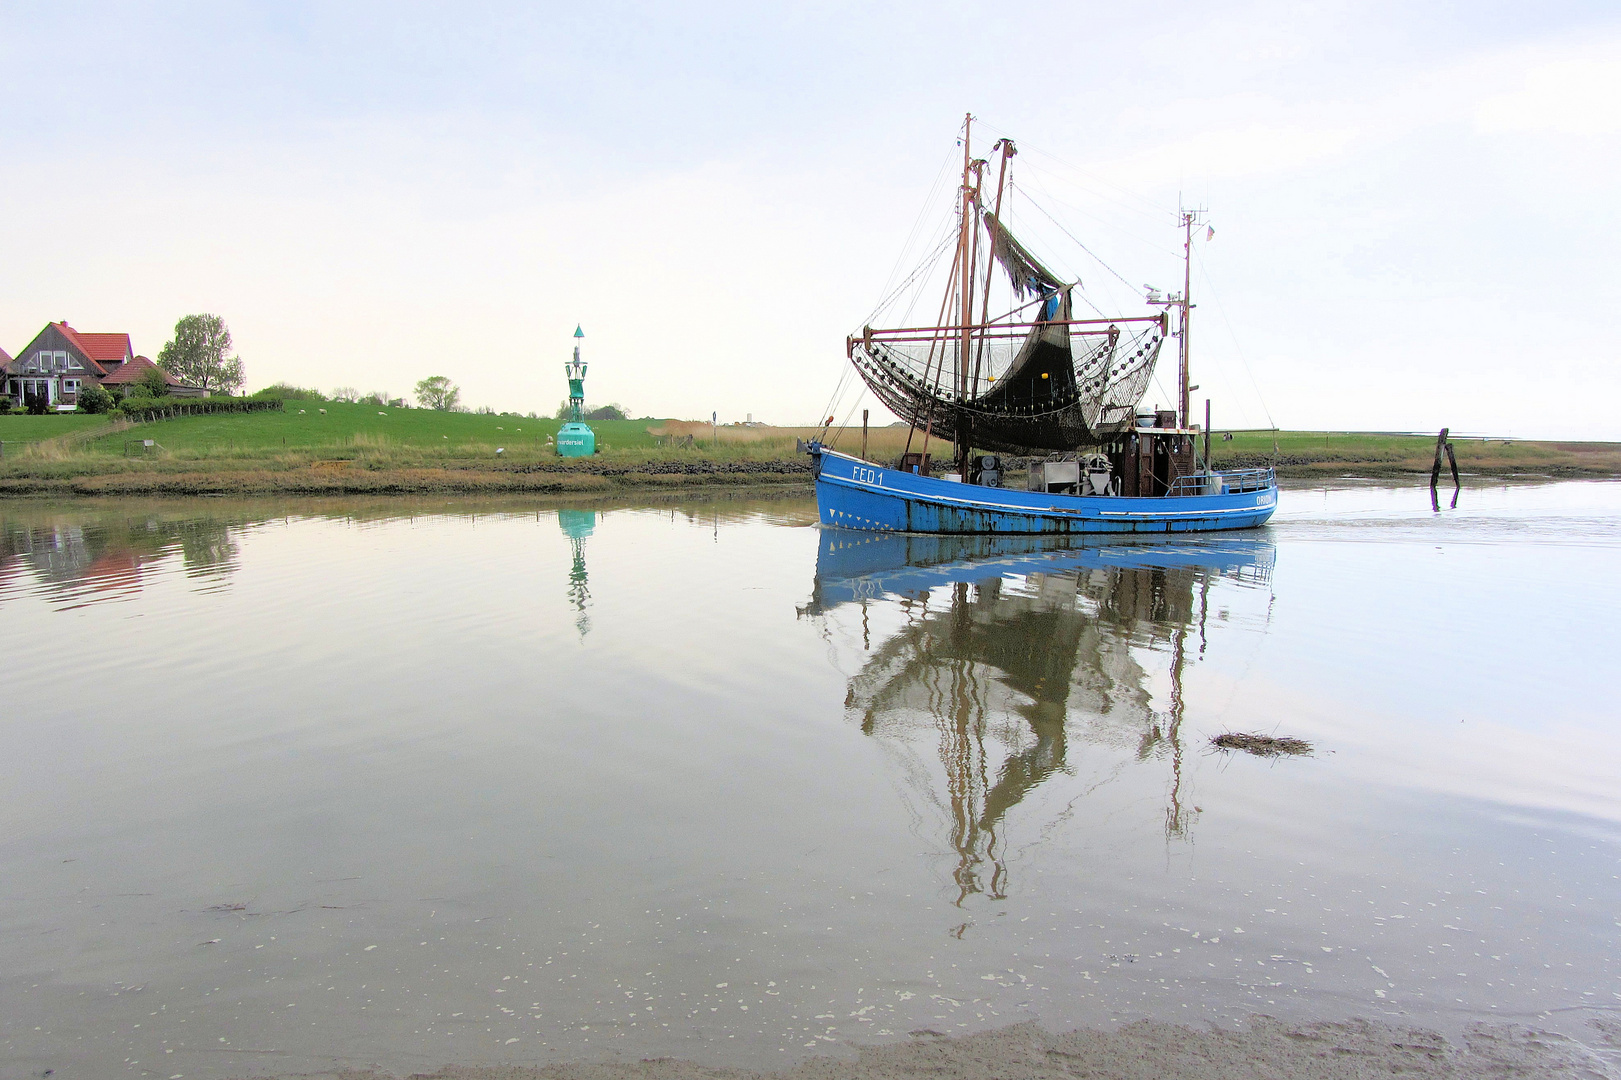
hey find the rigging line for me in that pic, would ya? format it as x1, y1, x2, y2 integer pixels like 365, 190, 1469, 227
998, 188, 1109, 318
976, 119, 1179, 224
868, 224, 958, 324
1192, 244, 1277, 430
871, 143, 960, 318
816, 363, 856, 438
825, 385, 872, 452
1014, 164, 1182, 259
1021, 146, 1179, 225
1018, 180, 1167, 292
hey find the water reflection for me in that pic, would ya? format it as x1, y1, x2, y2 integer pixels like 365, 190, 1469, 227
0, 508, 241, 607
1431, 484, 1461, 512
805, 531, 1274, 903
558, 509, 595, 640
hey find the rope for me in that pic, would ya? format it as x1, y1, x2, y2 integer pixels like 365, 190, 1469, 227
1193, 244, 1277, 430
868, 141, 959, 322
977, 118, 1178, 226
867, 224, 957, 325
1021, 188, 1142, 294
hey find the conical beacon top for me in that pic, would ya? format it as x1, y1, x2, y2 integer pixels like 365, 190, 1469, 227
573, 325, 584, 338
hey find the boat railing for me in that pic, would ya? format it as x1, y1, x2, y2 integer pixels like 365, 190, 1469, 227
1165, 467, 1275, 496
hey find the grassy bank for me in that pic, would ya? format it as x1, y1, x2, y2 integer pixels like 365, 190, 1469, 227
664, 420, 1621, 479
1206, 429, 1621, 478
0, 404, 812, 496
0, 406, 1616, 496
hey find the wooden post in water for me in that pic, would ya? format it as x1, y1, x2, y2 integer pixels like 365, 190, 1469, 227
862, 409, 869, 462
1430, 428, 1449, 488
1445, 441, 1460, 487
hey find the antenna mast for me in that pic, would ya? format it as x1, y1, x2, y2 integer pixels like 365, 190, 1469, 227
1177, 207, 1203, 429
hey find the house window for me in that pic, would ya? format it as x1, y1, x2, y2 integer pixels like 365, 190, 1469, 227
64, 379, 79, 394
67, 354, 83, 370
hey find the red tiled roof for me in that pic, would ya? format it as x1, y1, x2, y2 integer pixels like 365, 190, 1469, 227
74, 331, 133, 364
98, 353, 189, 388
0, 345, 12, 366
52, 323, 111, 376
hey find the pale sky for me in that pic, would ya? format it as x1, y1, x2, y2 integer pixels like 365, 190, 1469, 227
3, 2, 1617, 437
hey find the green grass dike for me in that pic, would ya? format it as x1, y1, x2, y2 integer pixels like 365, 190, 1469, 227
0, 403, 1616, 497
0, 402, 816, 496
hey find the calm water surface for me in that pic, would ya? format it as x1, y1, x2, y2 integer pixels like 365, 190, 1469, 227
2, 482, 1619, 1078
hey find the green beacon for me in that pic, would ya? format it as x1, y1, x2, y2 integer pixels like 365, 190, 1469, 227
556, 325, 596, 457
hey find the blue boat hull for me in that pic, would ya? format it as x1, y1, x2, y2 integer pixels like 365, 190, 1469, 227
813, 448, 1276, 534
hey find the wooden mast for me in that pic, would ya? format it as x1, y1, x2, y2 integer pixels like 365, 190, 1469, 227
971, 138, 1013, 398
956, 113, 975, 475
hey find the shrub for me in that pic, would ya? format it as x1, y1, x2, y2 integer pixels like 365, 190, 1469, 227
254, 382, 326, 401
119, 397, 285, 421
138, 367, 171, 398
586, 404, 627, 421
77, 382, 116, 414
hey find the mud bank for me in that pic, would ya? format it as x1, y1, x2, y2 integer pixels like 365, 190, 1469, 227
242, 1015, 1619, 1080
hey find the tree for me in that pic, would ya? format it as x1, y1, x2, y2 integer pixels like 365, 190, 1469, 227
414, 375, 461, 411
138, 366, 171, 398
158, 314, 245, 395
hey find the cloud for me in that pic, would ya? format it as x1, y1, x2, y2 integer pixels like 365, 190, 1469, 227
1476, 54, 1621, 136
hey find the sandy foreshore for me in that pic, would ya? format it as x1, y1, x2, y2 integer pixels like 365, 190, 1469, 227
241, 1015, 1619, 1080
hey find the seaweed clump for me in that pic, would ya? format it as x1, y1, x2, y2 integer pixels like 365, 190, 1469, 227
1212, 732, 1313, 757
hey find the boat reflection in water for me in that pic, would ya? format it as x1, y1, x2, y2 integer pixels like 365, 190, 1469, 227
802, 529, 1275, 905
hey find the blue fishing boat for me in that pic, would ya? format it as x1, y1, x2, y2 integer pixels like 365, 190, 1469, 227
809, 443, 1274, 534
811, 115, 1277, 535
